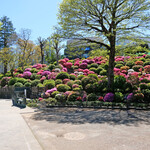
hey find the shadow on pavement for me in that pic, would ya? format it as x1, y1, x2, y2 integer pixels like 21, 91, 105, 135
31, 108, 150, 126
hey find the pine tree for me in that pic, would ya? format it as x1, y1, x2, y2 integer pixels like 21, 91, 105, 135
0, 16, 16, 73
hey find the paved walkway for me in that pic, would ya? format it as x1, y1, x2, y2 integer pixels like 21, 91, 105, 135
0, 99, 42, 150
23, 108, 150, 150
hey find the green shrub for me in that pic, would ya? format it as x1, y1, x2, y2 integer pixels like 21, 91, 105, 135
115, 64, 124, 68
30, 68, 38, 73
77, 75, 85, 80
31, 79, 40, 87
72, 66, 79, 69
124, 82, 133, 93
139, 83, 148, 90
55, 93, 66, 103
134, 93, 144, 102
48, 64, 55, 71
90, 63, 98, 68
145, 55, 150, 59
56, 72, 69, 80
141, 89, 150, 102
95, 80, 108, 93
115, 92, 124, 102
85, 84, 94, 93
140, 78, 150, 83
35, 75, 41, 79
115, 61, 124, 65
67, 92, 79, 101
126, 61, 135, 68
5, 72, 12, 77
8, 78, 18, 86
88, 74, 98, 81
14, 82, 24, 87
57, 84, 71, 92
139, 57, 146, 62
27, 102, 38, 108
45, 98, 57, 105
55, 79, 62, 85
132, 65, 143, 72
17, 67, 23, 73
24, 82, 31, 87
43, 80, 55, 89
67, 80, 74, 89
73, 87, 81, 92
89, 68, 97, 73
69, 74, 76, 80
114, 75, 126, 89
87, 65, 91, 69
101, 63, 109, 70
55, 64, 63, 70
99, 69, 107, 75
30, 73, 36, 80
51, 91, 60, 98
144, 60, 150, 66
148, 83, 150, 90
81, 77, 97, 88
133, 85, 138, 91
96, 67, 103, 74
74, 80, 82, 85
37, 83, 45, 88
17, 78, 27, 84
0, 77, 9, 87
87, 93, 97, 101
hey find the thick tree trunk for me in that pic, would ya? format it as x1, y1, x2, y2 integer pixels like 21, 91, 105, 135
4, 63, 7, 74
107, 42, 115, 92
41, 54, 44, 64
56, 52, 59, 65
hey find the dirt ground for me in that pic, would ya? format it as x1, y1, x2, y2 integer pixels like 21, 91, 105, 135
22, 108, 150, 150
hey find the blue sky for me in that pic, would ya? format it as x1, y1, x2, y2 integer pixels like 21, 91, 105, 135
1, 0, 63, 42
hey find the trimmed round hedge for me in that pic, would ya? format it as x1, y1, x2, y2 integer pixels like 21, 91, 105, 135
56, 72, 69, 80
57, 84, 71, 92
43, 80, 55, 89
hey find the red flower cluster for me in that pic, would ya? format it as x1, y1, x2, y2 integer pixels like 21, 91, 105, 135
98, 96, 103, 101
76, 96, 82, 101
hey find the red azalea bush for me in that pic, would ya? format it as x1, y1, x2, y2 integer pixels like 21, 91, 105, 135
79, 63, 88, 69
64, 62, 73, 69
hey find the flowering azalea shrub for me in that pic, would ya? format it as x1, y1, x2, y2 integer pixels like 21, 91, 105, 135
104, 93, 114, 102
23, 71, 32, 78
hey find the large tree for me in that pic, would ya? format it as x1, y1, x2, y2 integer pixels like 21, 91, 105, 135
58, 0, 150, 90
50, 27, 64, 65
37, 37, 47, 64
0, 16, 16, 73
16, 29, 36, 68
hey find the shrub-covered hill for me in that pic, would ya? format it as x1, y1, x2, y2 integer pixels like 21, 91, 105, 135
1, 54, 150, 104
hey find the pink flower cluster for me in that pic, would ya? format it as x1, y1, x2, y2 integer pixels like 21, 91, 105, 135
41, 71, 51, 76
46, 87, 57, 94
23, 71, 32, 78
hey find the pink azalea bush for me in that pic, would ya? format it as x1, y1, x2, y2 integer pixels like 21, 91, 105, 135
23, 71, 32, 78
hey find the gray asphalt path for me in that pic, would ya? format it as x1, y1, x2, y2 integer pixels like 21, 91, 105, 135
0, 99, 42, 150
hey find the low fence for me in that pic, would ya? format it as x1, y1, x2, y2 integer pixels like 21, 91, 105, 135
0, 87, 14, 99
0, 86, 45, 99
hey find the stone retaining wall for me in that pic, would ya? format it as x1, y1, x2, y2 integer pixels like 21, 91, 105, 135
0, 87, 45, 99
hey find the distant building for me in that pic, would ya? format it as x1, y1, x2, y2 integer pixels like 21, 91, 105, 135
64, 38, 102, 59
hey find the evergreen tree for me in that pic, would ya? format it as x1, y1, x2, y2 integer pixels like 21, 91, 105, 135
0, 16, 16, 73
